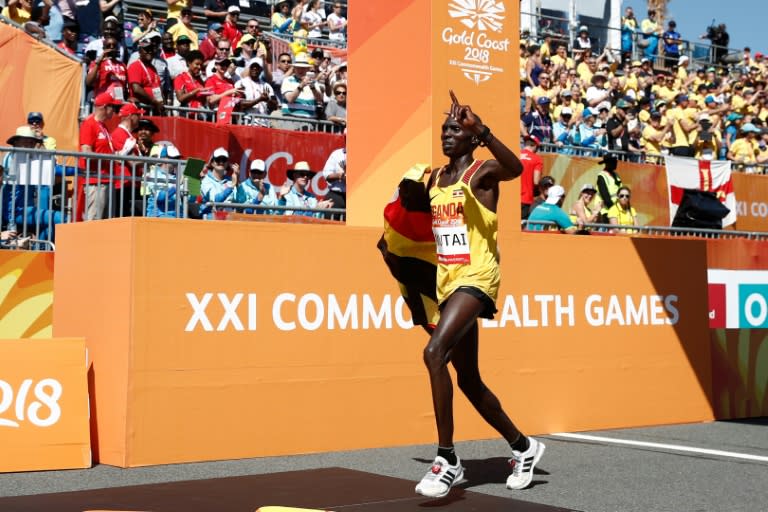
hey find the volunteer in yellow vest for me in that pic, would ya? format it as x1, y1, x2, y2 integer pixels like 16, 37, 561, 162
596, 153, 622, 222
607, 186, 638, 234
413, 91, 544, 499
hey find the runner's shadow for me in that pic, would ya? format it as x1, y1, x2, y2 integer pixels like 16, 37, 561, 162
413, 457, 549, 489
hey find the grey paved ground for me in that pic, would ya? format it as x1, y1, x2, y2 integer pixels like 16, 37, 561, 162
1, 418, 766, 512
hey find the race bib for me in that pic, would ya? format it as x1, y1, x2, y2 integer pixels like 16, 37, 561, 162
433, 224, 470, 264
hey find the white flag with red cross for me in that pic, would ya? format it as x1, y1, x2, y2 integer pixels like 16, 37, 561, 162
664, 155, 737, 227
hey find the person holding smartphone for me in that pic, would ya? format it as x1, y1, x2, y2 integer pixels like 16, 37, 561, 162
85, 36, 128, 100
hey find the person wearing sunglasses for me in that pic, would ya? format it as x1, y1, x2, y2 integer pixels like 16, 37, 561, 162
607, 186, 638, 234
325, 83, 347, 129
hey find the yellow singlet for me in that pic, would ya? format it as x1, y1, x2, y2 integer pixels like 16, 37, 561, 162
429, 160, 500, 312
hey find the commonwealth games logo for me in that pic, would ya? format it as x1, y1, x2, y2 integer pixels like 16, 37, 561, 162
448, 0, 505, 33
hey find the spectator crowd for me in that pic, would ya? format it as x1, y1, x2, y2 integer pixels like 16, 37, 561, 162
521, 5, 768, 172
0, 0, 348, 247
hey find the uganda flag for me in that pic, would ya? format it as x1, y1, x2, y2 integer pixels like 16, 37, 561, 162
377, 164, 439, 330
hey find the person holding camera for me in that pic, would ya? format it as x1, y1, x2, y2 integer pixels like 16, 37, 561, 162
85, 35, 128, 100
693, 113, 721, 160
280, 53, 324, 119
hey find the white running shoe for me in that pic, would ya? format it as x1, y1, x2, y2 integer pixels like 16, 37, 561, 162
506, 437, 545, 490
415, 455, 464, 498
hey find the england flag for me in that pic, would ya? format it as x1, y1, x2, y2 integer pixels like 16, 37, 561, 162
664, 155, 737, 227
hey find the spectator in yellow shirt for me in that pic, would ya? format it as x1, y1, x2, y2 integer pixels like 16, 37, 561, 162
692, 113, 721, 160
642, 111, 672, 161
167, 0, 190, 22
550, 44, 574, 70
1, 0, 32, 24
728, 123, 761, 165
667, 94, 697, 157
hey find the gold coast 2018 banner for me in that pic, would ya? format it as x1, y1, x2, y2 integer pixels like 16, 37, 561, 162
0, 251, 54, 339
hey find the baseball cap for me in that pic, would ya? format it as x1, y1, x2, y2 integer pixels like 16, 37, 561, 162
726, 112, 744, 122
119, 103, 144, 116
137, 38, 155, 48
537, 96, 551, 105
240, 34, 257, 45
227, 5, 240, 13
582, 108, 593, 118
756, 52, 764, 59
104, 15, 118, 24
615, 99, 632, 109
579, 25, 588, 32
741, 123, 761, 133
159, 144, 181, 159
539, 175, 556, 188
561, 107, 573, 116
250, 159, 266, 172
697, 112, 711, 122
27, 111, 43, 123
524, 134, 541, 146
580, 183, 597, 194
675, 94, 689, 103
247, 57, 264, 69
212, 147, 229, 159
560, 89, 572, 97
176, 35, 192, 44
631, 60, 642, 67
678, 55, 689, 65
94, 91, 122, 107
209, 22, 223, 31
545, 185, 566, 204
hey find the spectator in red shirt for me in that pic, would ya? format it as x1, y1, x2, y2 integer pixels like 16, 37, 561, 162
222, 5, 243, 48
79, 92, 122, 221
127, 39, 165, 114
111, 103, 144, 155
57, 19, 79, 56
175, 50, 209, 110
205, 57, 238, 108
85, 36, 128, 100
520, 135, 544, 220
200, 23, 223, 62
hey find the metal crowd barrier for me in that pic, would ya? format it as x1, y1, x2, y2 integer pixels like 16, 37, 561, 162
537, 142, 768, 174
0, 146, 188, 251
523, 220, 768, 240
521, 10, 739, 71
206, 201, 346, 222
164, 105, 343, 133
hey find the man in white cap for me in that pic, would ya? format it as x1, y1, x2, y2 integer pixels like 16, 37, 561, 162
200, 147, 239, 219
526, 185, 580, 233
235, 159, 278, 214
238, 58, 277, 125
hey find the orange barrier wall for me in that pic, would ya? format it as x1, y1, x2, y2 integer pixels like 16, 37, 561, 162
731, 173, 768, 232
706, 239, 768, 418
0, 338, 91, 472
0, 251, 54, 339
0, 24, 82, 150
347, 0, 520, 228
53, 219, 714, 467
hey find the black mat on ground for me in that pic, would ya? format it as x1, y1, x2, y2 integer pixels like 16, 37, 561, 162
0, 467, 578, 511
